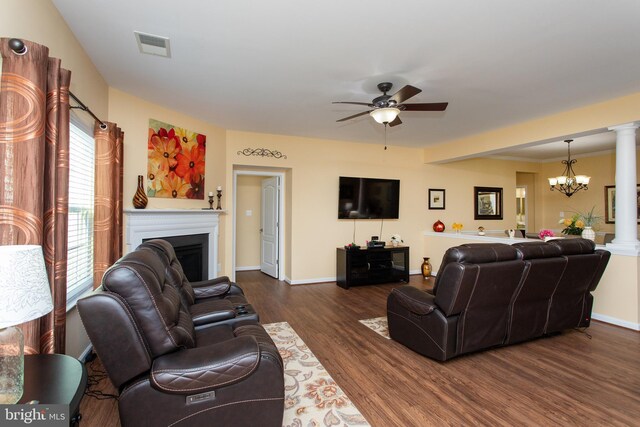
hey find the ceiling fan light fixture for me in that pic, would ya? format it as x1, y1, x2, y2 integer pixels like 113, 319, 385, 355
370, 107, 400, 124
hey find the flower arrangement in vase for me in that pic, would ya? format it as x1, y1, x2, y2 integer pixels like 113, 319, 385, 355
452, 222, 463, 233
539, 229, 555, 240
559, 214, 584, 235
577, 206, 602, 241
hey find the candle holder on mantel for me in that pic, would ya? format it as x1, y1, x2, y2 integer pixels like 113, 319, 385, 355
208, 194, 214, 210
216, 189, 222, 210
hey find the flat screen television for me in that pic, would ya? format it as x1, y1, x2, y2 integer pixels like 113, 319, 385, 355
338, 176, 400, 219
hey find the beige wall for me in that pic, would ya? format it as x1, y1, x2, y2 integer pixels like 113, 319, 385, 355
2, 0, 109, 119
422, 158, 541, 234
2, 0, 110, 358
424, 92, 640, 162
225, 131, 430, 282
107, 88, 229, 267
516, 172, 537, 232
236, 175, 262, 269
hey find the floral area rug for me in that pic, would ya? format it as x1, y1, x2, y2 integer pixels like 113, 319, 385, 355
263, 322, 370, 427
358, 317, 390, 339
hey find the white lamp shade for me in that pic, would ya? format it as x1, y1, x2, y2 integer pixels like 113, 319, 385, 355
369, 107, 400, 124
0, 245, 53, 329
548, 177, 558, 186
556, 176, 567, 185
583, 176, 591, 185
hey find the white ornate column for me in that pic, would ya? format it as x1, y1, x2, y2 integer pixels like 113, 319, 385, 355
608, 122, 640, 252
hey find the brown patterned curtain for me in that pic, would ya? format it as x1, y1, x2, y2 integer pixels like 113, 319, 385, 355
93, 122, 124, 287
0, 39, 71, 354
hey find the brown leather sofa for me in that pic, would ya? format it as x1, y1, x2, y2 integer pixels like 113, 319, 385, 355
387, 239, 610, 361
138, 239, 259, 328
78, 245, 284, 427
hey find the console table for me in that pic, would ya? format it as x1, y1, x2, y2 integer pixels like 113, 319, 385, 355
336, 246, 409, 289
18, 354, 87, 426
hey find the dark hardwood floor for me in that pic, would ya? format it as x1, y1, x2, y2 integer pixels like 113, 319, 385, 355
80, 272, 640, 426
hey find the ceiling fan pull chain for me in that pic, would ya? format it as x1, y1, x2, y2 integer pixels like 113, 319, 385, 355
384, 123, 388, 150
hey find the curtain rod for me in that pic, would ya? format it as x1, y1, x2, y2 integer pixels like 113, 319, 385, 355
7, 38, 108, 130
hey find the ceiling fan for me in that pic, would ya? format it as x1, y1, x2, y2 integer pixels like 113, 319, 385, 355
333, 82, 448, 127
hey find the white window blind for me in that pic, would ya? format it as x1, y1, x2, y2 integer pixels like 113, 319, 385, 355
66, 117, 95, 309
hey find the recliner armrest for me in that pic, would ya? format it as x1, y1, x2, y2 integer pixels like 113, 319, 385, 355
190, 279, 232, 299
151, 335, 260, 394
391, 286, 437, 315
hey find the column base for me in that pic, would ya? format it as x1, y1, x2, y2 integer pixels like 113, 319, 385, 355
606, 241, 640, 255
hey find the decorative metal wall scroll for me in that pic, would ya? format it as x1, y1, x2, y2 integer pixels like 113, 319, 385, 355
237, 148, 287, 159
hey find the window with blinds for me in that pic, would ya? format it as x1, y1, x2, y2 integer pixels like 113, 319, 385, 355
66, 118, 95, 309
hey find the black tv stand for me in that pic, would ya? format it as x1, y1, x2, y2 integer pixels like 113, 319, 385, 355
336, 246, 409, 289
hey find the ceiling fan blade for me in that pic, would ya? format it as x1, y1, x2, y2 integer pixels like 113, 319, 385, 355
332, 101, 374, 107
336, 110, 372, 122
401, 102, 448, 111
388, 116, 402, 127
389, 85, 422, 104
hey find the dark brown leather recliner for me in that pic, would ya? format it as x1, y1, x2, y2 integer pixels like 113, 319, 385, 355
138, 239, 258, 328
387, 240, 610, 361
78, 247, 284, 427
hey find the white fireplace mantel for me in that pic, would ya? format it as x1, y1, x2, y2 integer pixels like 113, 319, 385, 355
124, 209, 226, 279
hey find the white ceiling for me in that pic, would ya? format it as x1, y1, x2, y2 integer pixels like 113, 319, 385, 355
52, 0, 640, 153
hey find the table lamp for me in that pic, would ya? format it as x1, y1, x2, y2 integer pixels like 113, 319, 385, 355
0, 245, 53, 404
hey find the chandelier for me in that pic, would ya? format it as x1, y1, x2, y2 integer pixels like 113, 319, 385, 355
547, 139, 590, 197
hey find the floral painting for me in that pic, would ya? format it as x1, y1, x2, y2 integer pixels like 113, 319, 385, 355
147, 119, 206, 199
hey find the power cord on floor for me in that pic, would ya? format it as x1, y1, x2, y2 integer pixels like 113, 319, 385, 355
574, 327, 592, 339
84, 354, 119, 400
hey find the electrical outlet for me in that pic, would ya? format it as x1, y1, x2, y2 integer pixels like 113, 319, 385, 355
559, 211, 565, 218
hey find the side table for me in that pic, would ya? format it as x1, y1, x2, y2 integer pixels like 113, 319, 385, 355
18, 354, 88, 426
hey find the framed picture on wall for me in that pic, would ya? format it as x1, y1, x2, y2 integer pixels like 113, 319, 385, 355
474, 186, 503, 220
604, 184, 640, 224
428, 189, 445, 210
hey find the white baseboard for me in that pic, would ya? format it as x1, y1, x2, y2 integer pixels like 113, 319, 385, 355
285, 276, 336, 285
235, 266, 260, 272
78, 344, 93, 362
409, 269, 421, 276
591, 312, 640, 331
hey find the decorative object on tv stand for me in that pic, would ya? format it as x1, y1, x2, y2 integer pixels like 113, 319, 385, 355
133, 175, 148, 209
547, 139, 590, 197
390, 234, 403, 247
237, 148, 287, 159
452, 222, 463, 233
216, 186, 222, 210
207, 191, 214, 210
0, 245, 53, 404
433, 219, 445, 232
477, 226, 485, 236
421, 257, 432, 278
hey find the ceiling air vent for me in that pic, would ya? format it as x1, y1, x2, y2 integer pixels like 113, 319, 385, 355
134, 31, 171, 58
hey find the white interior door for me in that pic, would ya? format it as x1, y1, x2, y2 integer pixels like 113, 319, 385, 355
260, 177, 279, 278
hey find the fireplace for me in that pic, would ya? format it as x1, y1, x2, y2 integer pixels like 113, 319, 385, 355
124, 209, 223, 280
144, 234, 208, 282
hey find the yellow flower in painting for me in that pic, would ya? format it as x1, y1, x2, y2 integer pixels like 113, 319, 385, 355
175, 127, 198, 150
148, 130, 181, 171
156, 172, 191, 199
147, 159, 169, 192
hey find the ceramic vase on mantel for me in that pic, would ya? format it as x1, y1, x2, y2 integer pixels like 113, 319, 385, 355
133, 175, 148, 209
421, 257, 433, 278
581, 226, 596, 242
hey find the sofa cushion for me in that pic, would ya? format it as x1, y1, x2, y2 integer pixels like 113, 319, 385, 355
512, 241, 562, 259
548, 238, 595, 255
